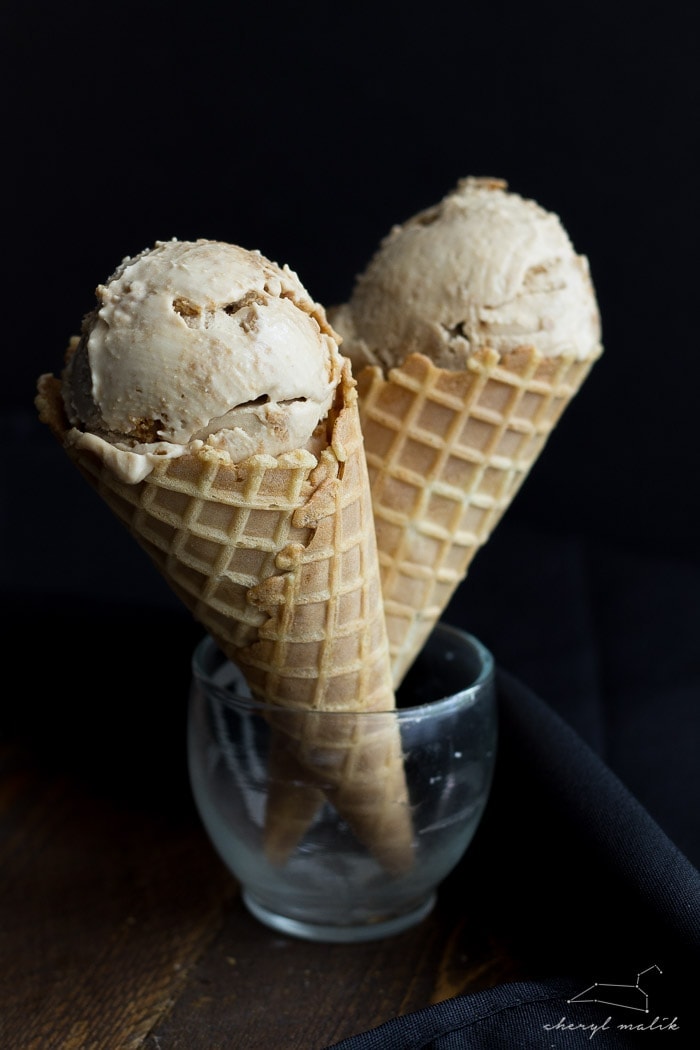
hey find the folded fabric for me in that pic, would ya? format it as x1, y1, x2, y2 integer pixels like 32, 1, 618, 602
327, 670, 700, 1048
327, 977, 675, 1049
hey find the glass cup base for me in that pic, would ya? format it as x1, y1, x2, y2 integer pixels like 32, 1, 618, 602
188, 622, 497, 942
242, 888, 437, 943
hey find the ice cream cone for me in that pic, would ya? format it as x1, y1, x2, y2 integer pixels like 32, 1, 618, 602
331, 178, 603, 686
36, 359, 415, 874
354, 345, 601, 686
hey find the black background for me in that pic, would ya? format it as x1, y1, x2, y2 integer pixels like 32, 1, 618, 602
3, 1, 699, 555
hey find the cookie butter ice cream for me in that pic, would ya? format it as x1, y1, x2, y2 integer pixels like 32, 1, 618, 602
332, 176, 602, 371
62, 239, 343, 481
329, 176, 603, 687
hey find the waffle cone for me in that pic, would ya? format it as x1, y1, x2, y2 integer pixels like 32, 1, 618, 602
36, 361, 414, 874
355, 346, 601, 687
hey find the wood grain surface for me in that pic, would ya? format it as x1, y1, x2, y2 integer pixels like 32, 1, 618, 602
0, 608, 525, 1049
0, 724, 526, 1050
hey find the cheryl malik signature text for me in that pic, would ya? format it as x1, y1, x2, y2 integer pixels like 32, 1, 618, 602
544, 1015, 680, 1038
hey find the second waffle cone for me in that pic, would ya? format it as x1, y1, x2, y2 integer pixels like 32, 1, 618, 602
356, 346, 601, 688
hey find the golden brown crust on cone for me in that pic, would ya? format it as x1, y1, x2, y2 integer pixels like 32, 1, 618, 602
36, 362, 415, 874
234, 378, 415, 874
355, 346, 601, 687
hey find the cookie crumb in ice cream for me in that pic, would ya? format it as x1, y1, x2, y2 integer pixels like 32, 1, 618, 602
60, 239, 344, 479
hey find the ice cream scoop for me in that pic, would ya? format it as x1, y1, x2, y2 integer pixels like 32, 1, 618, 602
333, 176, 601, 371
330, 177, 603, 686
62, 239, 343, 482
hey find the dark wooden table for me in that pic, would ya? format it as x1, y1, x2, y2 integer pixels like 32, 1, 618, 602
0, 607, 526, 1049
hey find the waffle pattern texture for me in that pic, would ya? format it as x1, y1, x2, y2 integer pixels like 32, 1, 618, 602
356, 347, 601, 687
36, 364, 414, 874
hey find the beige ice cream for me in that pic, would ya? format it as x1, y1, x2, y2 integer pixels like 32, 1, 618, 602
333, 176, 601, 372
37, 239, 415, 874
62, 239, 342, 482
331, 177, 603, 686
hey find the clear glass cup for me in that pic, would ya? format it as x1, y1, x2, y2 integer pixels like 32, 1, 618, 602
187, 622, 497, 943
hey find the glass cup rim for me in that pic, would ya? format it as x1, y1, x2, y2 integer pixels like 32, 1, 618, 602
191, 622, 495, 721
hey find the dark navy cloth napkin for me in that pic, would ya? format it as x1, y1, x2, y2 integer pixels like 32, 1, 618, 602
323, 521, 700, 1048
325, 667, 696, 1045
326, 667, 700, 1048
